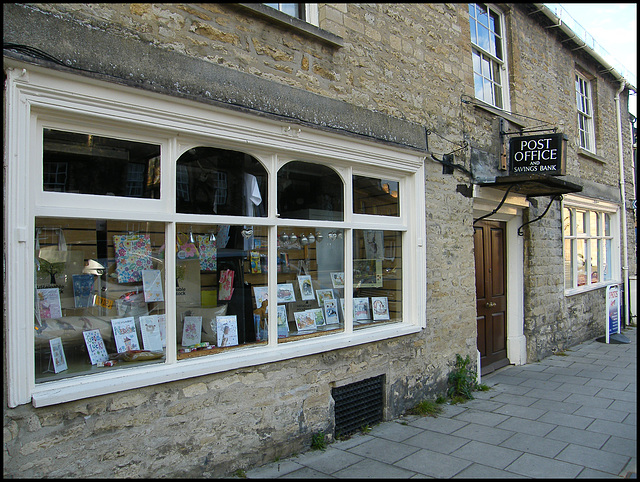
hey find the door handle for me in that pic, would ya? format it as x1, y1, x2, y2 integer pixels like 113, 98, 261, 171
485, 301, 496, 308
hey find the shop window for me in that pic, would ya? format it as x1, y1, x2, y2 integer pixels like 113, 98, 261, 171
6, 67, 425, 407
264, 3, 306, 21
43, 129, 161, 198
176, 147, 267, 216
563, 198, 617, 292
469, 3, 507, 109
35, 218, 166, 382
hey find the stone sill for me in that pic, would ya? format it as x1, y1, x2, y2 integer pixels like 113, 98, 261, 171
234, 3, 344, 48
472, 100, 527, 129
577, 147, 607, 164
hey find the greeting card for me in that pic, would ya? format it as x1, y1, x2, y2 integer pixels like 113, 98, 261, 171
324, 298, 339, 325
294, 311, 317, 333
83, 329, 109, 365
197, 234, 217, 272
276, 304, 289, 337
72, 274, 95, 308
182, 315, 202, 347
37, 287, 63, 319
371, 297, 390, 321
139, 315, 163, 351
111, 316, 141, 353
113, 234, 153, 283
218, 269, 235, 301
142, 269, 164, 302
49, 337, 68, 373
297, 275, 315, 301
217, 315, 239, 347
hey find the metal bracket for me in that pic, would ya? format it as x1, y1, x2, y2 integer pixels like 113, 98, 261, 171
517, 194, 562, 236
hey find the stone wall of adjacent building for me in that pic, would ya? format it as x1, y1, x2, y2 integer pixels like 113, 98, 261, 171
3, 2, 635, 478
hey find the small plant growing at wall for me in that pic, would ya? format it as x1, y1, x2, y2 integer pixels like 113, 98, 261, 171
447, 354, 478, 401
311, 431, 326, 451
407, 399, 443, 417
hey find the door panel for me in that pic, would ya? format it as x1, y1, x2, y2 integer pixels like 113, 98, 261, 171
474, 220, 508, 375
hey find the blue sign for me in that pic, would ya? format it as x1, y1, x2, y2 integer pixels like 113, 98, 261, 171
606, 284, 620, 343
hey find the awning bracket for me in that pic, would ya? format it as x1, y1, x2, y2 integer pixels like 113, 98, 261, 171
517, 194, 562, 236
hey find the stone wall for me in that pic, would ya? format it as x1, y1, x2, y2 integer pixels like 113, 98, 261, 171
3, 2, 635, 478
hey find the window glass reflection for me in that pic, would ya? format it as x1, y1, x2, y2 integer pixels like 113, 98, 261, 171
277, 161, 343, 221
176, 147, 267, 216
43, 129, 161, 198
353, 175, 400, 216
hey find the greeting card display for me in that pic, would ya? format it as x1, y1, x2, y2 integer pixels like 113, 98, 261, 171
324, 298, 339, 325
83, 329, 109, 365
182, 315, 203, 347
72, 274, 95, 308
297, 275, 315, 301
37, 287, 63, 320
111, 317, 141, 353
113, 234, 153, 283
371, 297, 390, 321
139, 315, 164, 351
217, 315, 239, 347
49, 337, 68, 373
197, 234, 217, 272
294, 311, 317, 333
142, 269, 164, 302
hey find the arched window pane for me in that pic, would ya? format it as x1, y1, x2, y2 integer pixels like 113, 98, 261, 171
176, 147, 267, 216
277, 161, 343, 221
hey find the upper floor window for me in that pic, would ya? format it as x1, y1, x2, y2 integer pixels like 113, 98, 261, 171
575, 73, 595, 152
264, 3, 306, 21
469, 3, 506, 109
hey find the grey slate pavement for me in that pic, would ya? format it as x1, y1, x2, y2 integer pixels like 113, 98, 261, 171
243, 326, 636, 479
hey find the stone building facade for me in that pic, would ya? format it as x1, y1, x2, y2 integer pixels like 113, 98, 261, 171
3, 3, 636, 478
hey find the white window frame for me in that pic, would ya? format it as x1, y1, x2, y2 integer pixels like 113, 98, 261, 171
575, 72, 596, 152
4, 61, 426, 408
469, 3, 509, 110
264, 3, 319, 26
562, 194, 620, 295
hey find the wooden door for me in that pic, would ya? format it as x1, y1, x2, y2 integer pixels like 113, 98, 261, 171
474, 220, 509, 375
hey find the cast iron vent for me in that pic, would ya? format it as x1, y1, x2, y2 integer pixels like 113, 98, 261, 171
332, 375, 384, 437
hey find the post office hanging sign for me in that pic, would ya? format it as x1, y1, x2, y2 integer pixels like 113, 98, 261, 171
509, 133, 567, 176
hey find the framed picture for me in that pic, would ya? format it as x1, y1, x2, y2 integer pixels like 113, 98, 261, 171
276, 304, 289, 337
371, 297, 390, 321
330, 272, 344, 289
294, 311, 317, 333
276, 283, 296, 303
297, 275, 315, 301
323, 298, 339, 325
253, 285, 269, 309
49, 337, 68, 373
354, 297, 370, 321
316, 289, 334, 306
353, 259, 382, 288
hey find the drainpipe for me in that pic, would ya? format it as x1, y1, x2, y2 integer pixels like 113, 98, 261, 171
615, 81, 630, 328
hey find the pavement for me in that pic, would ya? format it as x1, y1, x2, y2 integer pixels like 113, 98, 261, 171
243, 326, 636, 479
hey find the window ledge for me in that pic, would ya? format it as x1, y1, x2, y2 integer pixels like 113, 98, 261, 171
471, 100, 527, 129
564, 280, 620, 297
577, 147, 606, 164
30, 323, 421, 407
234, 3, 343, 48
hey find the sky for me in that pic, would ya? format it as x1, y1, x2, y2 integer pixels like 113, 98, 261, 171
548, 3, 637, 117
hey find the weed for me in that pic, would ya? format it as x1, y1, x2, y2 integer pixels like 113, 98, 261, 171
435, 395, 447, 404
477, 383, 490, 391
447, 354, 478, 401
360, 424, 371, 434
311, 431, 326, 451
407, 399, 443, 417
233, 468, 247, 478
